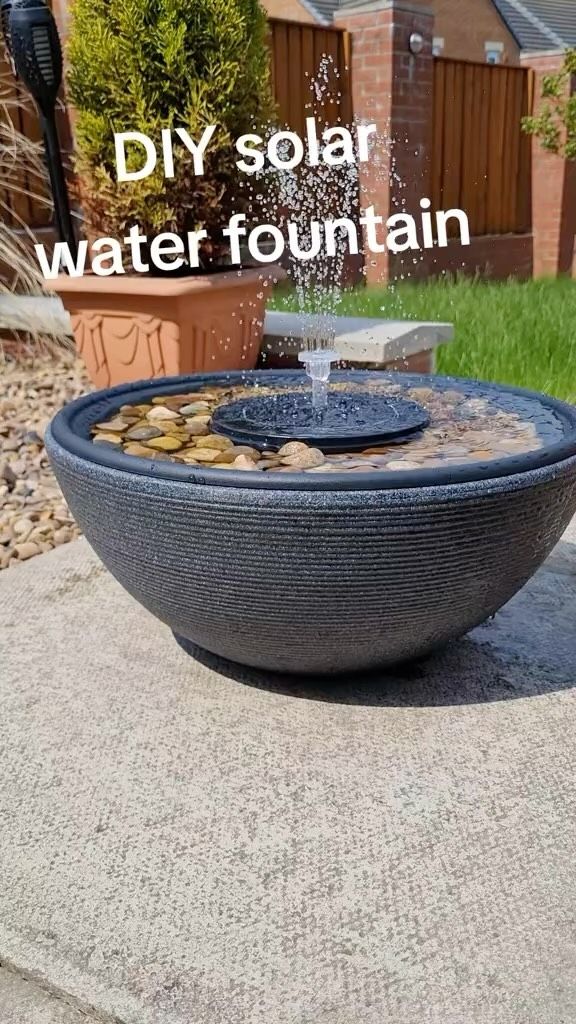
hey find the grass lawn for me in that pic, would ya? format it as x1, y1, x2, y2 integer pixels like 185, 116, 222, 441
272, 277, 576, 402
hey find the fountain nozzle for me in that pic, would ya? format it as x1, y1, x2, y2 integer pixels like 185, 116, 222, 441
298, 347, 339, 415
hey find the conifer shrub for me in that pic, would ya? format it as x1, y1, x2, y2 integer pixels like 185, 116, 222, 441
67, 0, 274, 259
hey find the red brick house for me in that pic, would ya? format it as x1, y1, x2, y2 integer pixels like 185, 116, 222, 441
263, 0, 576, 65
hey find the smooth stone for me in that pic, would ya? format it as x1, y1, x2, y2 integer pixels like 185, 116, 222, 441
175, 453, 199, 464
208, 449, 238, 465
146, 407, 181, 422
123, 443, 157, 458
387, 460, 422, 470
12, 517, 34, 538
195, 435, 234, 451
179, 402, 212, 416
147, 451, 173, 461
282, 448, 326, 469
92, 434, 123, 446
22, 430, 43, 446
229, 446, 260, 460
183, 420, 210, 437
233, 455, 263, 470
125, 425, 163, 442
53, 526, 73, 545
94, 439, 122, 451
94, 418, 129, 433
14, 541, 40, 560
277, 441, 309, 457
192, 449, 220, 463
186, 415, 212, 426
156, 423, 189, 439
0, 463, 17, 488
144, 436, 184, 452
156, 396, 198, 411
119, 404, 151, 416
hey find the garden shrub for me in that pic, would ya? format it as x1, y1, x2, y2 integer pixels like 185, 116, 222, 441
67, 0, 274, 256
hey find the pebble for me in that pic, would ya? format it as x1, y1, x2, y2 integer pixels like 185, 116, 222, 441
183, 419, 210, 437
191, 448, 221, 463
87, 382, 545, 485
146, 406, 181, 422
176, 451, 200, 464
230, 446, 260, 460
234, 455, 263, 470
1, 354, 86, 571
12, 517, 34, 538
123, 443, 157, 458
14, 541, 41, 560
1, 462, 17, 488
179, 401, 211, 415
278, 441, 309, 457
157, 423, 189, 439
145, 435, 184, 452
93, 433, 123, 445
125, 425, 164, 441
94, 418, 129, 433
282, 448, 326, 469
195, 434, 234, 451
22, 430, 43, 445
2, 437, 20, 452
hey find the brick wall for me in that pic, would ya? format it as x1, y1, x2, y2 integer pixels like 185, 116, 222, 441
336, 0, 435, 283
262, 0, 316, 24
335, 0, 576, 284
431, 0, 519, 64
407, 233, 533, 280
521, 51, 576, 277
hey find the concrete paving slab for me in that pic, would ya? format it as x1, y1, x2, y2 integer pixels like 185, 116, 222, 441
0, 966, 99, 1024
263, 310, 453, 364
1, 525, 576, 1024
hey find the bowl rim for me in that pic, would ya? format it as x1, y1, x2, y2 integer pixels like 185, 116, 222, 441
48, 369, 576, 492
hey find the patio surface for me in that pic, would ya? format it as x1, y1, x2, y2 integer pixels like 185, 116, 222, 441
1, 522, 576, 1024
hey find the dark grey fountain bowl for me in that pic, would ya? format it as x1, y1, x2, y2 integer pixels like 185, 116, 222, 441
46, 370, 576, 675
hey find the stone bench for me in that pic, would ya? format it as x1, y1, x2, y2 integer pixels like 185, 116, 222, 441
262, 310, 453, 372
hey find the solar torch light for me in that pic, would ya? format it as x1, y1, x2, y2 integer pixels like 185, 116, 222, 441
1, 0, 78, 259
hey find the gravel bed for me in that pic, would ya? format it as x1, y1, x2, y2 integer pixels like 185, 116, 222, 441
0, 353, 90, 571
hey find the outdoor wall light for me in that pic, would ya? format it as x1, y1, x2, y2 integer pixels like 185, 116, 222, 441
4, 0, 77, 258
409, 32, 424, 55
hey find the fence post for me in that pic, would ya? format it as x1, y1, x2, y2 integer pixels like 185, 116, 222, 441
520, 50, 576, 277
335, 0, 435, 284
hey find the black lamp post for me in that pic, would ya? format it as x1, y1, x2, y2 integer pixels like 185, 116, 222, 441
1, 0, 77, 259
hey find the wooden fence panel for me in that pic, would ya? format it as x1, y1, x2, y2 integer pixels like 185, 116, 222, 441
268, 18, 353, 134
432, 57, 533, 236
1, 56, 53, 230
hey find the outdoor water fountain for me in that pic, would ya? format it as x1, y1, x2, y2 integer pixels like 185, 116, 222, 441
43, 59, 576, 675
46, 362, 576, 674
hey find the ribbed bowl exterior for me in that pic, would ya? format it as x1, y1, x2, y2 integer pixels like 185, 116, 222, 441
46, 432, 576, 674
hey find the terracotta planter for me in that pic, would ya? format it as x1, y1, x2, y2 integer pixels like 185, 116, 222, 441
53, 266, 284, 388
